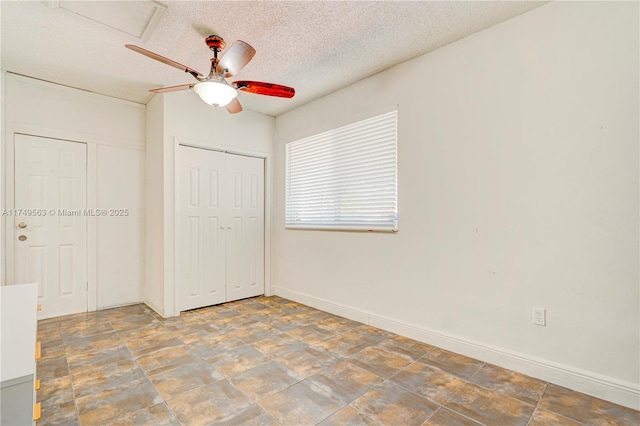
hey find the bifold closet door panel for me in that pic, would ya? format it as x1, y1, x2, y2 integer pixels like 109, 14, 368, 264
225, 154, 265, 301
177, 147, 227, 311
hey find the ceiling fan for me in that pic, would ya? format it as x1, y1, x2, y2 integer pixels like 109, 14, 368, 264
125, 35, 295, 114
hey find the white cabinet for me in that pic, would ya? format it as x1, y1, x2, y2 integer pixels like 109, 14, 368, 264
177, 146, 265, 311
0, 283, 39, 426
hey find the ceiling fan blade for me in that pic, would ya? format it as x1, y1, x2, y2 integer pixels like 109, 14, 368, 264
125, 44, 203, 77
216, 40, 256, 77
225, 98, 243, 114
233, 81, 295, 98
149, 84, 194, 93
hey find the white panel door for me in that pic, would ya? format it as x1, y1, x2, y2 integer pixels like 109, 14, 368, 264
225, 153, 265, 301
177, 147, 265, 311
178, 147, 227, 311
14, 134, 87, 319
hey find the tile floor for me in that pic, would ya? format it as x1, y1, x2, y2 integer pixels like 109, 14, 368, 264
36, 296, 639, 425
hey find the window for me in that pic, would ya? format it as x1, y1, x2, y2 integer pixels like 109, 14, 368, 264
285, 110, 398, 232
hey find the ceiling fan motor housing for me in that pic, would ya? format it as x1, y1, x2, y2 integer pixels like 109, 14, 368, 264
205, 35, 226, 52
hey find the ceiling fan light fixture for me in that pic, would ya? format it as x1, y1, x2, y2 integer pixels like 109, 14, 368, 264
193, 80, 237, 107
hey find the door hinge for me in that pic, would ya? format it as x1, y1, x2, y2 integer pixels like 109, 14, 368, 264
86, 282, 89, 291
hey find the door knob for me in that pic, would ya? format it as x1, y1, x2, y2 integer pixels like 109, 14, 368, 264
18, 235, 27, 241
18, 222, 27, 229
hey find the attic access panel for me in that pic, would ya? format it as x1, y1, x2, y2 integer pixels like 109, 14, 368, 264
45, 0, 166, 41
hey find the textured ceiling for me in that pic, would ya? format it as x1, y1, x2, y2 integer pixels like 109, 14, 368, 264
1, 1, 545, 117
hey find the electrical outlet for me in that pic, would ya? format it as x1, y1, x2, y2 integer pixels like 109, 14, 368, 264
533, 308, 546, 326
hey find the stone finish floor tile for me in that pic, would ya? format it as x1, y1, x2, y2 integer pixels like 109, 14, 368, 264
67, 345, 133, 375
38, 399, 79, 426
64, 331, 122, 354
37, 375, 74, 406
56, 311, 100, 325
259, 379, 344, 425
379, 335, 435, 361
148, 360, 224, 400
423, 407, 483, 426
390, 361, 465, 404
313, 330, 380, 358
135, 345, 198, 376
230, 360, 303, 400
118, 322, 169, 341
444, 382, 535, 426
268, 315, 308, 332
38, 317, 59, 327
214, 403, 278, 425
419, 347, 485, 380
109, 403, 180, 426
207, 344, 270, 377
70, 358, 145, 398
166, 380, 252, 424
35, 298, 639, 426
468, 363, 547, 405
309, 361, 385, 405
76, 377, 163, 425
347, 346, 412, 379
108, 314, 158, 332
40, 343, 66, 362
315, 315, 361, 333
37, 328, 64, 347
212, 313, 261, 331
60, 320, 115, 343
319, 406, 380, 426
251, 332, 309, 357
351, 381, 438, 425
229, 327, 282, 344
36, 356, 69, 381
351, 325, 396, 342
190, 331, 246, 358
231, 301, 271, 314
527, 408, 584, 426
174, 323, 224, 344
276, 346, 340, 378
287, 324, 338, 345
125, 333, 184, 357
537, 384, 640, 425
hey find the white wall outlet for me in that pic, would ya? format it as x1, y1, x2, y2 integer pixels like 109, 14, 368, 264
533, 307, 546, 326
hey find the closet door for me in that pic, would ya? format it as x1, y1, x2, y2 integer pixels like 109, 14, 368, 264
225, 154, 265, 301
178, 147, 227, 311
177, 147, 265, 312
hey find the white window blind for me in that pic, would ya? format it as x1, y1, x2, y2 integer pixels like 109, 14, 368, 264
285, 110, 398, 232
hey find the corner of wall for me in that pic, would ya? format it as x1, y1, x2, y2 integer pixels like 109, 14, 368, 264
143, 94, 166, 313
0, 71, 5, 285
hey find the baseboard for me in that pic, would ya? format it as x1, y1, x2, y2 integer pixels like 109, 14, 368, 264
142, 299, 165, 318
273, 286, 640, 410
274, 286, 370, 324
97, 301, 142, 311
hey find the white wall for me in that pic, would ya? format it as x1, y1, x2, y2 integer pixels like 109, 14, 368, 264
273, 1, 639, 408
96, 144, 144, 307
0, 72, 4, 281
144, 94, 165, 314
2, 73, 146, 309
144, 90, 275, 317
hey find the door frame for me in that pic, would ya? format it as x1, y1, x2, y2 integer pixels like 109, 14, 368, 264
4, 125, 98, 313
173, 137, 272, 315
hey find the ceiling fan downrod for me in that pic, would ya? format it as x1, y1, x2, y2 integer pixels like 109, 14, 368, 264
194, 35, 229, 82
